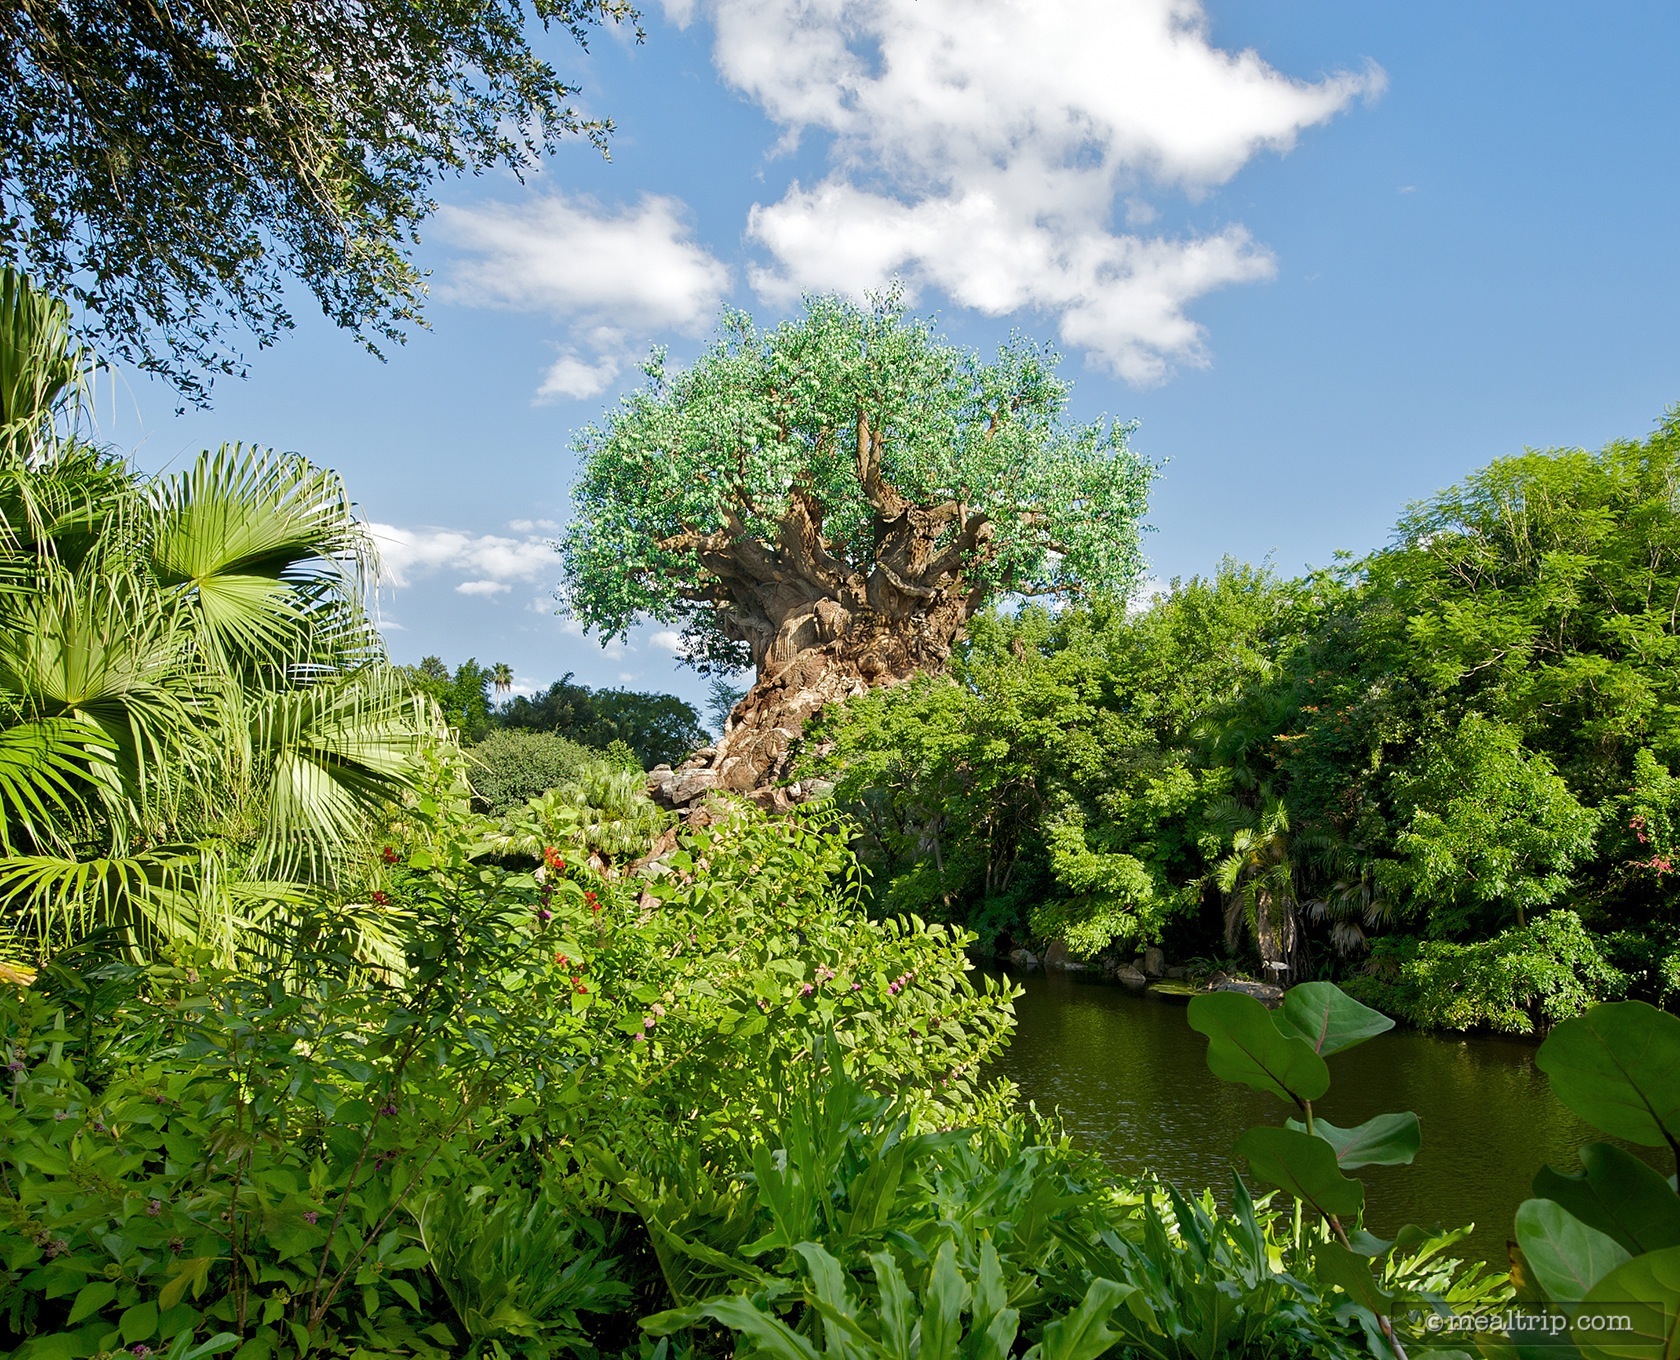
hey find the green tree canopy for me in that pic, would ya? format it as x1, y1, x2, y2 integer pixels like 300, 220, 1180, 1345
0, 0, 634, 397
560, 295, 1153, 806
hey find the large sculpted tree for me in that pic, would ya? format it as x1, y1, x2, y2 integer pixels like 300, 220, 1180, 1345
560, 297, 1154, 810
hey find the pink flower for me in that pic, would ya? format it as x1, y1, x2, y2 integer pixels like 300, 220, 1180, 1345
800, 983, 814, 996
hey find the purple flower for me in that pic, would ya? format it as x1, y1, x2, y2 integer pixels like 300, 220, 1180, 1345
146, 1199, 162, 1217
303, 1211, 319, 1225
643, 1016, 655, 1029
800, 983, 814, 996
53, 1110, 68, 1121
131, 1346, 152, 1357
537, 908, 553, 923
851, 982, 861, 991
632, 1033, 645, 1043
168, 1237, 184, 1254
380, 1102, 397, 1117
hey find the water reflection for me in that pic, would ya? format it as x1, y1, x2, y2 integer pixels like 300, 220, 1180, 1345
988, 969, 1653, 1263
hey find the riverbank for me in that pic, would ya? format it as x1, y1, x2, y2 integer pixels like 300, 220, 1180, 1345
986, 966, 1655, 1263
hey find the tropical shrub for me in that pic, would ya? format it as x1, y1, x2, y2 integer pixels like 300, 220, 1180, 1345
467, 729, 601, 814
0, 267, 438, 968
1349, 911, 1627, 1033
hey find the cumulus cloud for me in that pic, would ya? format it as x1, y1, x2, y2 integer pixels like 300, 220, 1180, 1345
648, 630, 686, 654
438, 193, 732, 400
370, 523, 555, 591
672, 0, 1381, 383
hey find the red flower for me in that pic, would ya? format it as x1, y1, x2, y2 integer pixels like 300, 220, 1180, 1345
371, 889, 390, 906
380, 845, 399, 865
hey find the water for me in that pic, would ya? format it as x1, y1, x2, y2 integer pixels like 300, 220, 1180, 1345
990, 968, 1662, 1263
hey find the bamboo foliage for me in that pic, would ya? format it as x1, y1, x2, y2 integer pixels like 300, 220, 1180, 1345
0, 267, 436, 964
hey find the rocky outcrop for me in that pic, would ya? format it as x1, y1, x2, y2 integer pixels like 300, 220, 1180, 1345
1008, 948, 1040, 970
1207, 974, 1285, 1006
1113, 963, 1149, 989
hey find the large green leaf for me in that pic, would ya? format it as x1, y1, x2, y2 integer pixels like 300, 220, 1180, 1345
1315, 1238, 1392, 1313
1234, 1126, 1364, 1220
1284, 1112, 1421, 1169
1274, 981, 1395, 1055
1534, 1144, 1680, 1256
1538, 1003, 1680, 1152
1515, 1198, 1632, 1303
1027, 1278, 1140, 1360
1576, 1244, 1680, 1360
1188, 991, 1329, 1105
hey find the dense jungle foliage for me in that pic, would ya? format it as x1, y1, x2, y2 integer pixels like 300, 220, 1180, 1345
5, 264, 1678, 1360
804, 413, 1680, 1032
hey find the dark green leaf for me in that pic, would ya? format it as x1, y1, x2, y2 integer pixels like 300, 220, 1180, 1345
1275, 982, 1395, 1056
1534, 1144, 1680, 1256
1537, 1003, 1680, 1151
1188, 991, 1329, 1105
1515, 1199, 1631, 1303
1284, 1112, 1421, 1169
1234, 1126, 1364, 1219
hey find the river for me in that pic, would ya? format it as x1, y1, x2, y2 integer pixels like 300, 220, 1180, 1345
989, 968, 1644, 1264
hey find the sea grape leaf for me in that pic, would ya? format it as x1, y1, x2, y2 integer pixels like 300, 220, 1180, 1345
1315, 1238, 1392, 1313
1275, 982, 1395, 1056
1575, 1244, 1680, 1360
1188, 992, 1329, 1105
1537, 1002, 1680, 1151
1234, 1126, 1364, 1220
1533, 1144, 1680, 1256
1285, 1112, 1422, 1169
1514, 1198, 1631, 1303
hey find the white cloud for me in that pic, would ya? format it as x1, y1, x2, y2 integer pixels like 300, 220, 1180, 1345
537, 351, 624, 402
648, 629, 686, 654
672, 0, 1382, 383
455, 579, 512, 597
508, 518, 559, 533
370, 523, 555, 591
438, 193, 732, 400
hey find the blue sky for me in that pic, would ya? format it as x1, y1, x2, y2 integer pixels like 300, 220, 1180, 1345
100, 0, 1680, 717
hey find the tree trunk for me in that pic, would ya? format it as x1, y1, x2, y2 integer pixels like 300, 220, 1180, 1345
647, 583, 971, 815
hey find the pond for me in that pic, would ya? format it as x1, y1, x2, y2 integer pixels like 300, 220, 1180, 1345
988, 968, 1646, 1264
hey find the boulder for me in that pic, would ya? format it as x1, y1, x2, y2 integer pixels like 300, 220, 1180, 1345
1008, 948, 1040, 970
1143, 946, 1165, 977
1164, 965, 1187, 980
664, 768, 720, 805
1043, 938, 1070, 970
1113, 963, 1148, 989
1210, 977, 1285, 1007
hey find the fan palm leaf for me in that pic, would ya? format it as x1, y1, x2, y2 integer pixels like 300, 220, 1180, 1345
146, 444, 375, 672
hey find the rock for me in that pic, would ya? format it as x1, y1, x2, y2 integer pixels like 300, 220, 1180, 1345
1210, 977, 1285, 1006
1143, 946, 1165, 977
1008, 948, 1040, 970
1043, 938, 1069, 970
1165, 965, 1187, 980
664, 768, 719, 806
1113, 964, 1148, 989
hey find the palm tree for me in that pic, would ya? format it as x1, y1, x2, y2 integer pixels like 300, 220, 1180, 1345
1206, 792, 1301, 976
491, 662, 514, 698
0, 267, 439, 967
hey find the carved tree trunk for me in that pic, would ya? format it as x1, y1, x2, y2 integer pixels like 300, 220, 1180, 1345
648, 566, 978, 814
647, 441, 996, 814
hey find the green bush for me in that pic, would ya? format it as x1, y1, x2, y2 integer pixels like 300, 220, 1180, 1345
467, 729, 602, 814
1348, 911, 1626, 1033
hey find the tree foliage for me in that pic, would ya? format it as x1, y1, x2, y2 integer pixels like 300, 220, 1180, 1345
496, 672, 706, 768
560, 295, 1153, 673
0, 0, 635, 397
809, 412, 1680, 1024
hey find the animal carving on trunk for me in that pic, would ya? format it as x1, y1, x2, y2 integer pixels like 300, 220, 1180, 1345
558, 295, 1153, 812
